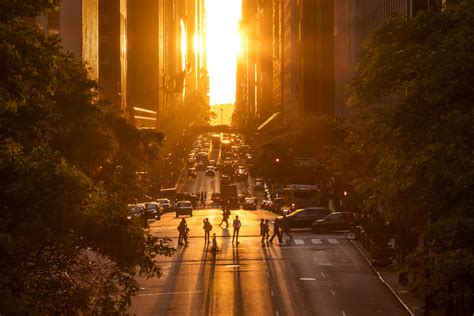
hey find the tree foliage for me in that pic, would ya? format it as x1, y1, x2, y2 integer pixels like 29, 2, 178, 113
0, 6, 174, 314
344, 0, 474, 311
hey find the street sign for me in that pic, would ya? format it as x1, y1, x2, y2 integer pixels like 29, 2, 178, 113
293, 158, 318, 167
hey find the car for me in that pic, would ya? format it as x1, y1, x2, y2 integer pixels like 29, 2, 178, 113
254, 180, 264, 191
220, 174, 231, 185
312, 212, 355, 233
156, 198, 172, 212
243, 197, 258, 210
261, 199, 274, 211
209, 159, 216, 166
277, 207, 332, 229
205, 166, 216, 176
128, 204, 145, 219
175, 200, 193, 217
211, 192, 221, 204
144, 202, 162, 220
187, 167, 197, 178
187, 157, 195, 166
196, 161, 206, 171
235, 168, 248, 180
237, 194, 246, 205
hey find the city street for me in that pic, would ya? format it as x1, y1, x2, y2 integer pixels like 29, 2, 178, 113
130, 209, 407, 315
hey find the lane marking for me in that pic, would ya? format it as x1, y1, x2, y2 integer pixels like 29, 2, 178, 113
311, 238, 322, 244
299, 277, 316, 281
294, 239, 305, 245
266, 272, 270, 278
328, 239, 339, 244
321, 272, 326, 278
138, 290, 203, 296
313, 257, 318, 264
275, 311, 279, 316
225, 265, 240, 268
331, 290, 336, 296
342, 311, 346, 316
270, 289, 274, 296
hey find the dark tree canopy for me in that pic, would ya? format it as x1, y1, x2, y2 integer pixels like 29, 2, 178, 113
0, 3, 173, 314
344, 0, 474, 312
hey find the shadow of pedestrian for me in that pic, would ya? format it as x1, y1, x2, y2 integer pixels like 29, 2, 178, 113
232, 245, 244, 314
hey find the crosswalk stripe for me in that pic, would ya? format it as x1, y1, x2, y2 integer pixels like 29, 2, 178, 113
311, 239, 322, 244
328, 239, 339, 244
294, 239, 305, 245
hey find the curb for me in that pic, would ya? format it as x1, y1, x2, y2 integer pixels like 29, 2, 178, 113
349, 239, 414, 316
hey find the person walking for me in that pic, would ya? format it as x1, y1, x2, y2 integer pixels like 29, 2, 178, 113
211, 233, 218, 255
269, 218, 282, 243
232, 215, 241, 244
264, 219, 270, 244
220, 207, 230, 228
260, 219, 266, 245
178, 218, 188, 245
281, 214, 293, 241
203, 218, 213, 243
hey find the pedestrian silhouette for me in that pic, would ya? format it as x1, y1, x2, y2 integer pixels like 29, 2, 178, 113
178, 218, 188, 245
281, 214, 293, 241
232, 215, 241, 244
269, 218, 282, 243
203, 218, 213, 243
211, 233, 218, 255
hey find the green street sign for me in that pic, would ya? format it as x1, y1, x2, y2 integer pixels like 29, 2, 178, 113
293, 158, 318, 167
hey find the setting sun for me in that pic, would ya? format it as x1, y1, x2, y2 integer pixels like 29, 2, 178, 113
205, 0, 242, 106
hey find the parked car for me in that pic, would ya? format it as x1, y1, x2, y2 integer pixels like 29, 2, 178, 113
312, 212, 355, 233
175, 200, 193, 217
144, 202, 162, 220
156, 198, 172, 212
277, 207, 332, 229
243, 197, 258, 210
128, 204, 145, 219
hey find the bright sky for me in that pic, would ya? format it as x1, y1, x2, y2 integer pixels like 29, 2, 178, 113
205, 0, 242, 106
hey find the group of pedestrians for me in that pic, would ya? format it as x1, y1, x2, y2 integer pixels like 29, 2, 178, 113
178, 213, 291, 250
262, 215, 293, 245
196, 191, 207, 208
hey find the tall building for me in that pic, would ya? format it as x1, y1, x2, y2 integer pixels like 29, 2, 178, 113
127, 0, 207, 129
127, 0, 161, 128
99, 0, 127, 116
333, 0, 439, 114
280, 0, 334, 121
36, 0, 99, 80
237, 0, 258, 119
255, 0, 274, 120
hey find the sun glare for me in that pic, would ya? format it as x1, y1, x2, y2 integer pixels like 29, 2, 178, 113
205, 0, 242, 106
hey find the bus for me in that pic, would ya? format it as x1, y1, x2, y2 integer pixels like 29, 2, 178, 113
282, 184, 321, 210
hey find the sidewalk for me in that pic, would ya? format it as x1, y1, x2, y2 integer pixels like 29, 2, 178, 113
350, 239, 426, 316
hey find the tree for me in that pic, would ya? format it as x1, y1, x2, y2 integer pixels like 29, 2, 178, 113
0, 5, 174, 314
346, 1, 474, 313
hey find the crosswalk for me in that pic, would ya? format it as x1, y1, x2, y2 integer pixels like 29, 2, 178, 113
168, 237, 344, 247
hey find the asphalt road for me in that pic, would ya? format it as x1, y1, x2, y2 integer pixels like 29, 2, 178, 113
130, 207, 407, 316
129, 139, 407, 315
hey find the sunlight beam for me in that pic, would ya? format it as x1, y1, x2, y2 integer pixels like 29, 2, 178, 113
205, 0, 242, 106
